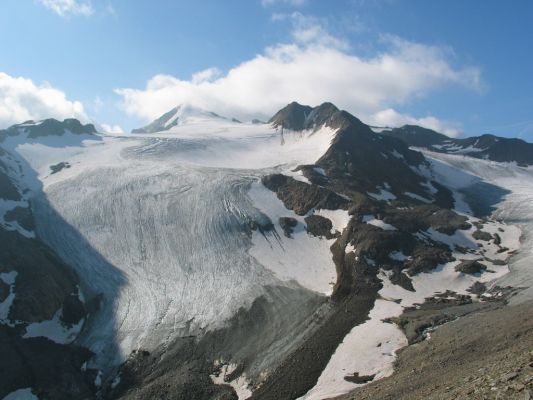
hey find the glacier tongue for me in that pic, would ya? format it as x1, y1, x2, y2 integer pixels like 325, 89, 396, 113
33, 163, 279, 365
24, 123, 338, 368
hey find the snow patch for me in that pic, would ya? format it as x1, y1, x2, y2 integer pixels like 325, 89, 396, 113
389, 251, 409, 261
210, 363, 252, 400
0, 271, 17, 321
313, 166, 326, 176
367, 188, 396, 202
23, 308, 84, 344
362, 215, 397, 231
390, 149, 404, 159
345, 243, 356, 254
314, 209, 351, 234
404, 192, 431, 203
248, 182, 337, 295
300, 300, 406, 400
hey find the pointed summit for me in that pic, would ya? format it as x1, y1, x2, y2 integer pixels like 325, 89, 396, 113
131, 104, 225, 133
268, 102, 313, 131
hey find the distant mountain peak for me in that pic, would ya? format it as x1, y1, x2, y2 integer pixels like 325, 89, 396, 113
269, 101, 365, 132
380, 124, 533, 166
0, 118, 97, 142
132, 104, 226, 133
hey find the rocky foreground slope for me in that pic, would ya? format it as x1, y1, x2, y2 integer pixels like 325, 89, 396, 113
0, 104, 531, 399
336, 299, 533, 400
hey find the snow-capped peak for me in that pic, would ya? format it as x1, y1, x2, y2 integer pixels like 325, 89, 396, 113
131, 104, 226, 133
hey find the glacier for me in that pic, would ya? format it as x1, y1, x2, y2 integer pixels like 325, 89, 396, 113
4, 118, 339, 370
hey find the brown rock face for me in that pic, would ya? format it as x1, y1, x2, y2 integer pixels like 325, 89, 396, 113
455, 260, 487, 275
0, 229, 83, 323
304, 214, 338, 239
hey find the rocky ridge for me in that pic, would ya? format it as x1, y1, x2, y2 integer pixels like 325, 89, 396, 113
380, 124, 533, 166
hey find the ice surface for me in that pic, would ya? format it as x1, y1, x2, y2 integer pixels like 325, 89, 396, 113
2, 121, 337, 369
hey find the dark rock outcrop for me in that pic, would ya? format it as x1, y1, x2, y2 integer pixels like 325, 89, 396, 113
4, 207, 34, 232
344, 372, 376, 384
0, 166, 21, 201
0, 280, 9, 302
261, 174, 349, 215
132, 107, 181, 133
0, 229, 84, 323
0, 118, 96, 142
50, 161, 71, 174
472, 229, 493, 241
455, 260, 487, 275
61, 294, 87, 326
0, 325, 94, 400
268, 102, 313, 131
389, 268, 415, 292
278, 217, 297, 238
304, 215, 338, 239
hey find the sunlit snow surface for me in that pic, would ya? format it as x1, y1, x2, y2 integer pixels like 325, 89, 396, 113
422, 151, 533, 304
4, 119, 338, 368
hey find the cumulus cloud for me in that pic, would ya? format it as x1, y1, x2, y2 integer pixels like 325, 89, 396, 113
38, 0, 93, 17
369, 108, 461, 137
115, 18, 483, 135
273, 12, 350, 50
0, 72, 88, 128
100, 123, 123, 134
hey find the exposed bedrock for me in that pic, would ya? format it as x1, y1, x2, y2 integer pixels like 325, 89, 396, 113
0, 325, 94, 400
0, 229, 85, 324
261, 174, 349, 215
107, 285, 327, 400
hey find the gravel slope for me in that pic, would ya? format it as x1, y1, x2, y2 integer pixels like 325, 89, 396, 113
335, 300, 533, 400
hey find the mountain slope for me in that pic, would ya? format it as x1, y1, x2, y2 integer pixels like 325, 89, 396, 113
380, 125, 533, 165
0, 143, 94, 399
131, 104, 225, 133
0, 118, 96, 142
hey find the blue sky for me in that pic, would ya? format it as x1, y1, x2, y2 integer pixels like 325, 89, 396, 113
0, 0, 532, 139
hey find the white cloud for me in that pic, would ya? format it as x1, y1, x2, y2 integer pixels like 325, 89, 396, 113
115, 19, 483, 134
191, 68, 221, 84
100, 123, 123, 133
0, 72, 88, 128
281, 12, 350, 50
38, 0, 93, 17
92, 96, 104, 112
262, 0, 307, 7
368, 108, 461, 137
